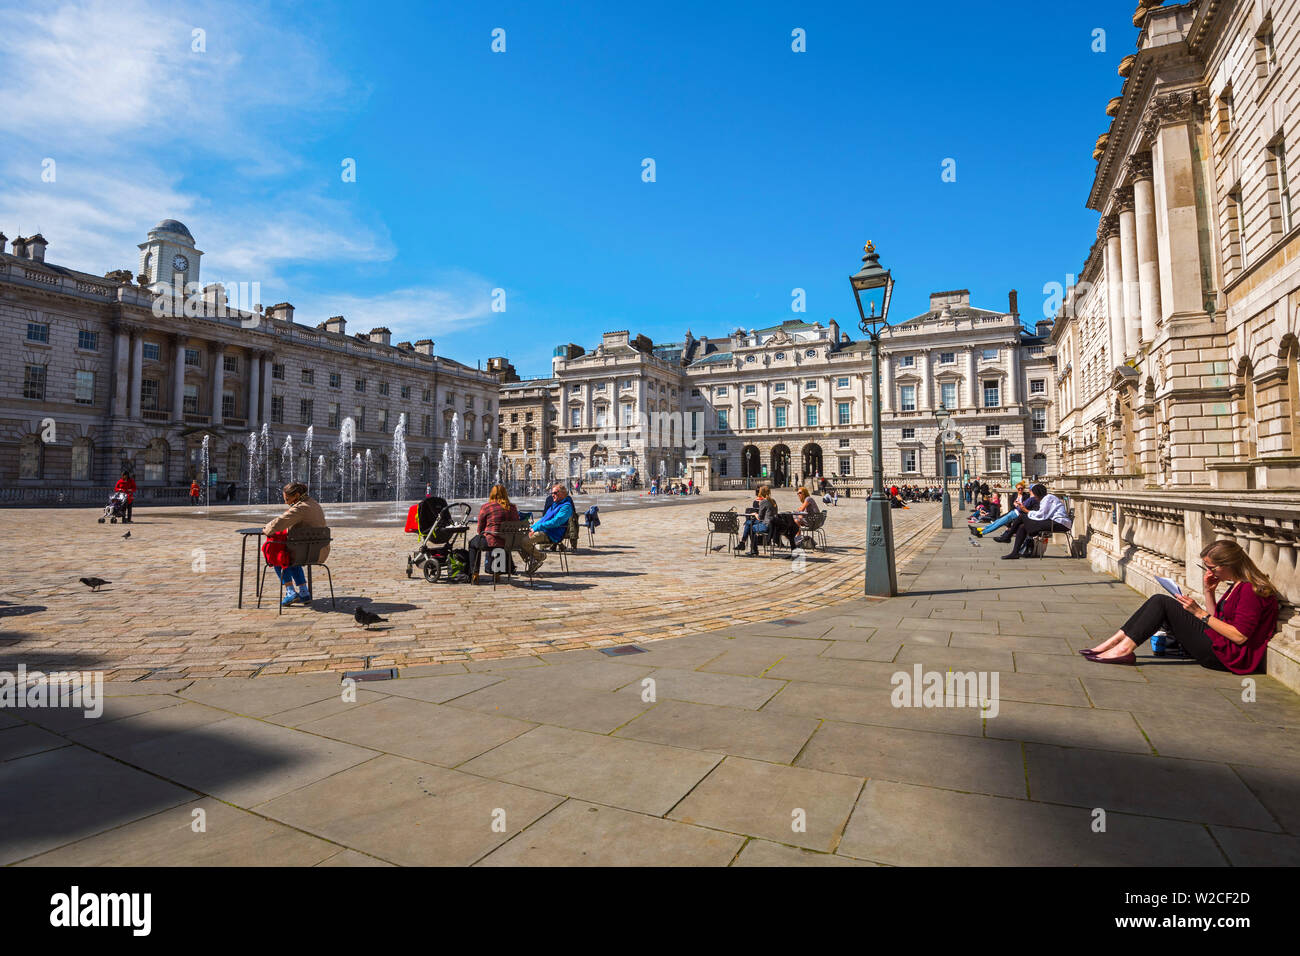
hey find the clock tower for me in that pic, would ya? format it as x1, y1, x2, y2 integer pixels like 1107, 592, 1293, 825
138, 219, 203, 291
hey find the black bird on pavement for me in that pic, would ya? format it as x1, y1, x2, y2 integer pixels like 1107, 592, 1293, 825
122, 531, 131, 539
354, 606, 387, 629
80, 577, 110, 591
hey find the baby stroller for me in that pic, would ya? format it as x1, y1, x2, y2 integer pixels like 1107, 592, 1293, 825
404, 496, 471, 584
98, 491, 129, 524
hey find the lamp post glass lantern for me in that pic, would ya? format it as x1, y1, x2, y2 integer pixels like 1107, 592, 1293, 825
850, 241, 898, 597
934, 405, 954, 529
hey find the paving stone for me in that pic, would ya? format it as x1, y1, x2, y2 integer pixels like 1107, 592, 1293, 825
0, 747, 195, 865
894, 643, 1015, 672
1209, 826, 1300, 865
477, 800, 743, 866
615, 667, 786, 709
984, 700, 1151, 754
837, 780, 1226, 866
256, 753, 563, 865
1136, 712, 1300, 771
762, 680, 985, 736
460, 724, 722, 815
819, 640, 902, 662
0, 723, 69, 761
616, 699, 819, 763
1014, 651, 1146, 682
300, 695, 533, 767
367, 673, 506, 704
448, 677, 651, 735
1024, 744, 1278, 830
796, 720, 1025, 797
669, 757, 863, 852
1232, 765, 1300, 834
1082, 678, 1253, 723
315, 849, 396, 866
732, 839, 877, 866
17, 797, 341, 866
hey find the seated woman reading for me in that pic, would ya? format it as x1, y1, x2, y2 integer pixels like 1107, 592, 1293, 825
1085, 539, 1279, 672
262, 481, 330, 607
738, 485, 778, 557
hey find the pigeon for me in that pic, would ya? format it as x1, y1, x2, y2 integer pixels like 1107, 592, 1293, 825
354, 606, 387, 629
122, 531, 131, 539
80, 577, 110, 591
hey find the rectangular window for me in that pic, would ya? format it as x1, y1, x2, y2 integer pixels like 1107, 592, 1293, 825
986, 447, 1003, 471
805, 404, 818, 427
622, 404, 635, 426
983, 380, 1000, 408
422, 414, 431, 437
941, 382, 957, 409
74, 370, 95, 404
78, 330, 98, 351
141, 378, 159, 410
898, 355, 914, 368
379, 382, 389, 396
1258, 22, 1277, 77
745, 407, 757, 429
302, 368, 314, 385
354, 406, 365, 430
902, 449, 917, 472
445, 391, 454, 405
805, 379, 817, 390
401, 385, 411, 400
773, 382, 786, 393
837, 402, 850, 425
774, 406, 787, 428
718, 458, 728, 477
224, 355, 238, 374
839, 438, 850, 448
328, 403, 340, 428
1030, 379, 1046, 394
22, 364, 46, 400
902, 427, 915, 439
422, 388, 431, 402
72, 442, 90, 481
838, 456, 851, 476
982, 348, 999, 361
1032, 407, 1047, 432
377, 408, 388, 432
571, 408, 580, 427
836, 376, 849, 389
355, 378, 366, 392
143, 342, 161, 362
26, 322, 49, 343
223, 393, 236, 419
939, 351, 955, 364
594, 383, 606, 392
716, 386, 727, 397
300, 398, 313, 425
717, 408, 729, 429
185, 348, 202, 367
691, 388, 701, 397
900, 385, 916, 412
744, 384, 756, 395
1271, 139, 1294, 234
183, 383, 199, 415
271, 363, 284, 380
985, 425, 1000, 437
1228, 185, 1247, 270
329, 372, 341, 389
465, 396, 474, 410
271, 395, 284, 424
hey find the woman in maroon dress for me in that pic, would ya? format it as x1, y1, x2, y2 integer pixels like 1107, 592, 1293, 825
1086, 539, 1280, 672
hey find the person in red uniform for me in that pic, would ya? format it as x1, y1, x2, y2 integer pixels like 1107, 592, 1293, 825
114, 471, 137, 523
1086, 539, 1280, 672
190, 479, 201, 504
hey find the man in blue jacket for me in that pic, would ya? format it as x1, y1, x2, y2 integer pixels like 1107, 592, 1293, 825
527, 483, 575, 572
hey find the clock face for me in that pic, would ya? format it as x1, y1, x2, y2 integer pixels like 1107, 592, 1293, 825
172, 254, 189, 272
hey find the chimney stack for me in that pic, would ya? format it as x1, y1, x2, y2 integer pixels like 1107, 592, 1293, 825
11, 236, 27, 258
26, 234, 47, 262
1008, 289, 1019, 317
321, 315, 346, 335
414, 339, 435, 355
267, 302, 295, 323
0, 233, 7, 255
369, 326, 391, 346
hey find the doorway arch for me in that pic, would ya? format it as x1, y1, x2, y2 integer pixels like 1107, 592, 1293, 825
801, 443, 824, 482
771, 444, 791, 486
742, 445, 761, 480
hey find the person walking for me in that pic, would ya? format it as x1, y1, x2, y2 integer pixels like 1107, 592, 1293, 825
114, 471, 137, 523
189, 479, 201, 505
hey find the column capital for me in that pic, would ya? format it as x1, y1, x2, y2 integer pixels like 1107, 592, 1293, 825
171, 331, 187, 348
1141, 89, 1205, 135
1125, 152, 1154, 183
121, 321, 145, 338
1098, 215, 1120, 242
1115, 186, 1136, 214
209, 340, 228, 355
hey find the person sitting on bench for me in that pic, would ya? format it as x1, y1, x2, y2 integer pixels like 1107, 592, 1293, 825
1003, 483, 1070, 560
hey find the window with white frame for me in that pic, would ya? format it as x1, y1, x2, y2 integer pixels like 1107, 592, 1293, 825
773, 382, 786, 393
774, 406, 787, 428
985, 425, 1000, 437
836, 376, 849, 388
837, 402, 850, 425
805, 404, 818, 427
902, 449, 917, 472
716, 386, 727, 397
940, 382, 957, 408
1270, 137, 1293, 234
939, 351, 955, 364
744, 384, 756, 395
898, 355, 914, 368
985, 447, 1003, 471
1032, 407, 1047, 432
745, 407, 757, 429
805, 379, 816, 390
982, 348, 999, 361
900, 385, 916, 412
717, 408, 729, 429
901, 427, 915, 439
983, 380, 1000, 408
1030, 379, 1046, 394
838, 456, 851, 476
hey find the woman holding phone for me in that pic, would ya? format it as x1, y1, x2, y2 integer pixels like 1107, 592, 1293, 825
1084, 539, 1279, 671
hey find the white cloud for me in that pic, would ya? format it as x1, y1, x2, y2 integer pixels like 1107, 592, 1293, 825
292, 274, 500, 342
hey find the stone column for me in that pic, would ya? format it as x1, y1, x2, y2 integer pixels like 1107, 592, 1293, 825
261, 352, 274, 424
965, 350, 977, 407
917, 352, 931, 409
111, 322, 130, 417
1007, 342, 1019, 405
210, 342, 226, 425
1116, 186, 1140, 359
1144, 91, 1211, 326
1129, 155, 1163, 346
128, 329, 144, 419
247, 352, 261, 430
880, 352, 893, 412
1102, 217, 1125, 369
171, 334, 187, 422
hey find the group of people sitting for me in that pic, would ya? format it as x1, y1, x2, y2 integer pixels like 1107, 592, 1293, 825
968, 480, 1072, 560
736, 485, 822, 556
467, 482, 575, 580
650, 477, 697, 496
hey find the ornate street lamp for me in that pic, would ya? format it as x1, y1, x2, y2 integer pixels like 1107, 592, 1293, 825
933, 405, 954, 529
850, 241, 897, 597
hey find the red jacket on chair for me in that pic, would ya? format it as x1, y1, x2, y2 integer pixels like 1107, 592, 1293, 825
261, 530, 293, 568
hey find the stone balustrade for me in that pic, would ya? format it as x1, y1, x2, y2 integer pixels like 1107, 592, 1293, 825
1057, 476, 1300, 693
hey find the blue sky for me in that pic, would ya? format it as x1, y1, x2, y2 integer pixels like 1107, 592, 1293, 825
0, 0, 1137, 377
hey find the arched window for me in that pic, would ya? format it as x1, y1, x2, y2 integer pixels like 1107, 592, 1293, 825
19, 435, 43, 479
143, 439, 168, 482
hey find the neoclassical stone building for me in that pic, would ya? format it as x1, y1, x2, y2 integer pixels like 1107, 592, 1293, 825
0, 220, 499, 500
488, 357, 560, 485
1050, 0, 1300, 690
548, 291, 1056, 490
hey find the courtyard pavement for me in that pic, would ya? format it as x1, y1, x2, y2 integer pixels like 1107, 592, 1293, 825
3, 506, 1300, 866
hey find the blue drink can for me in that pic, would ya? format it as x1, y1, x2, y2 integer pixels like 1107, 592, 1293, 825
1151, 629, 1167, 656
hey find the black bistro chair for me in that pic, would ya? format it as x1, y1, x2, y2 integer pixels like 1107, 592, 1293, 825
489, 520, 535, 590
705, 510, 740, 555
547, 512, 580, 574
258, 527, 336, 614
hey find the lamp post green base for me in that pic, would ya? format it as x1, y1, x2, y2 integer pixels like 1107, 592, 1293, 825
864, 493, 898, 597
941, 487, 953, 529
